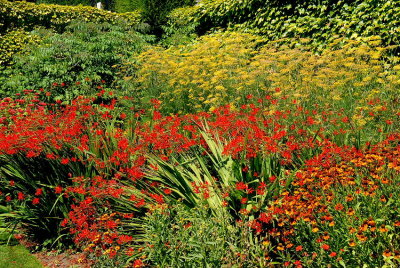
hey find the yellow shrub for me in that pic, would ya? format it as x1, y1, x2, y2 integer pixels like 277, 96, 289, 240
0, 29, 41, 66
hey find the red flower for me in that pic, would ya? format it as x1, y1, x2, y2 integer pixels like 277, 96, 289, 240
35, 188, 43, 196
60, 158, 70, 165
133, 259, 143, 268
17, 192, 25, 200
163, 188, 172, 195
235, 182, 248, 191
32, 198, 40, 205
55, 185, 63, 194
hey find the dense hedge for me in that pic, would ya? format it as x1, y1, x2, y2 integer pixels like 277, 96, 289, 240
169, 0, 400, 50
0, 0, 141, 32
35, 0, 92, 5
0, 29, 41, 66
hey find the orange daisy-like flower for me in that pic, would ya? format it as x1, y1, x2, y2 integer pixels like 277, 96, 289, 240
321, 244, 330, 250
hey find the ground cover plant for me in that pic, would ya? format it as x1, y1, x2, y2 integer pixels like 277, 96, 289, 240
0, 0, 400, 267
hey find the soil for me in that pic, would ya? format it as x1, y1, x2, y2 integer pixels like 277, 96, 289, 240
34, 250, 94, 268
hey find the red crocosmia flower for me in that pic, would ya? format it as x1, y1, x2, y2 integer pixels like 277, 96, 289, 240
32, 198, 40, 205
55, 186, 63, 194
5, 196, 11, 202
120, 113, 127, 120
126, 248, 135, 256
133, 259, 143, 268
135, 199, 145, 207
9, 180, 15, 186
52, 82, 58, 86
163, 188, 172, 195
61, 158, 70, 165
269, 176, 277, 182
61, 82, 66, 87
295, 245, 303, 251
26, 151, 37, 158
17, 192, 25, 200
35, 188, 43, 196
60, 219, 68, 227
240, 197, 248, 204
235, 182, 248, 191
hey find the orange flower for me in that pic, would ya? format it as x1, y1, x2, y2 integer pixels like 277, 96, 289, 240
295, 245, 303, 251
383, 250, 392, 257
321, 244, 330, 250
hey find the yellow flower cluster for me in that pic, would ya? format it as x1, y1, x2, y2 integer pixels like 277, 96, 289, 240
134, 32, 400, 114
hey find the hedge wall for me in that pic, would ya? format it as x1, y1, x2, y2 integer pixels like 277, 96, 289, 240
168, 0, 400, 50
0, 0, 141, 32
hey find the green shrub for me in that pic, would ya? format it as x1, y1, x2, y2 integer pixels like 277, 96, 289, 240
0, 0, 141, 33
0, 21, 149, 101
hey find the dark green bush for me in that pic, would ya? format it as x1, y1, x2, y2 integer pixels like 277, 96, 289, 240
0, 21, 149, 101
138, 0, 195, 36
113, 0, 140, 13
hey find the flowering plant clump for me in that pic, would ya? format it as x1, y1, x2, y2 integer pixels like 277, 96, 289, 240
0, 83, 398, 266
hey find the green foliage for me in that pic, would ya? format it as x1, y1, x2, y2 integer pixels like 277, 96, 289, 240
142, 203, 236, 267
168, 0, 400, 51
113, 0, 141, 13
0, 21, 149, 101
0, 29, 41, 67
138, 0, 195, 36
0, 0, 141, 33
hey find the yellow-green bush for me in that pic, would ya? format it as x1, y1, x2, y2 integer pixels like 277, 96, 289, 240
0, 0, 141, 32
0, 29, 41, 66
131, 32, 400, 115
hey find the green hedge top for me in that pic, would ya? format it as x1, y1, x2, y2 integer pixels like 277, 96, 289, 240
169, 0, 400, 51
0, 0, 141, 32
